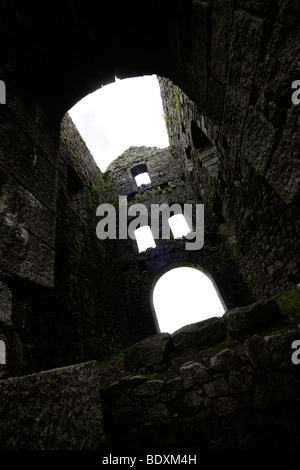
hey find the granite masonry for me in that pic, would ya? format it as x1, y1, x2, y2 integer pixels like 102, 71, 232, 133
100, 291, 300, 451
0, 0, 299, 451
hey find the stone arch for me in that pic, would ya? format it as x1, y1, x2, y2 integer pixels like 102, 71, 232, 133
1, 1, 297, 204
3, 1, 294, 206
130, 163, 151, 187
0, 1, 218, 128
150, 261, 226, 334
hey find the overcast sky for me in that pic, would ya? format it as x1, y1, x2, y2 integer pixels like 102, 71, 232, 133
69, 74, 169, 172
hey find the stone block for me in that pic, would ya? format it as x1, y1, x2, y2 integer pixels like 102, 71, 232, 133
0, 178, 55, 288
223, 299, 282, 336
183, 389, 203, 409
180, 362, 211, 388
0, 361, 105, 450
265, 107, 300, 205
222, 10, 265, 145
264, 327, 300, 363
241, 106, 276, 176
165, 377, 183, 392
124, 333, 174, 372
215, 396, 241, 416
227, 10, 265, 87
148, 403, 169, 422
110, 404, 147, 432
210, 348, 247, 372
101, 375, 146, 406
229, 369, 253, 394
203, 377, 229, 398
171, 317, 226, 355
0, 282, 12, 326
160, 391, 178, 403
251, 370, 300, 409
210, 0, 234, 84
238, 0, 271, 13
245, 334, 272, 369
132, 380, 165, 399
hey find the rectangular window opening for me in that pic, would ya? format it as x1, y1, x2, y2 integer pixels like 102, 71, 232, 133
135, 172, 151, 187
134, 226, 156, 253
168, 214, 191, 239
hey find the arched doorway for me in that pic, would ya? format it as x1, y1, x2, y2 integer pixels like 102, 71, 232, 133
152, 266, 225, 334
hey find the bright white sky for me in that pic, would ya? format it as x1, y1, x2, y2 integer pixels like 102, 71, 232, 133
69, 75, 225, 333
153, 267, 225, 334
69, 75, 169, 172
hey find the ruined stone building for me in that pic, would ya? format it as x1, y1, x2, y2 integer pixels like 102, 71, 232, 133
0, 0, 299, 451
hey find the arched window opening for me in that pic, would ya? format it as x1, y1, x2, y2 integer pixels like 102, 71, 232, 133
134, 226, 156, 253
153, 267, 225, 334
168, 214, 191, 239
131, 163, 151, 187
0, 340, 6, 365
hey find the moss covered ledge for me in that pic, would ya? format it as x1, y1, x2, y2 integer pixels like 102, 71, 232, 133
97, 289, 300, 389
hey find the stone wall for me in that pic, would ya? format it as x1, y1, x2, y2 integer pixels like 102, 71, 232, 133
0, 73, 61, 377
0, 0, 298, 451
16, 117, 161, 375
0, 361, 105, 450
103, 144, 254, 327
0, 85, 58, 290
1, 290, 299, 451
1, 115, 167, 377
0, 0, 298, 380
102, 145, 194, 339
159, 76, 300, 300
100, 290, 300, 450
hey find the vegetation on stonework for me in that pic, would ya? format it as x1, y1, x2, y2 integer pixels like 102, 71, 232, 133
128, 155, 145, 164
90, 184, 99, 195
80, 136, 88, 147
87, 173, 105, 199
111, 197, 119, 206
60, 130, 70, 142
145, 371, 168, 381
96, 289, 300, 389
101, 173, 113, 192
107, 151, 149, 173
97, 172, 103, 188
120, 154, 150, 172
97, 349, 127, 388
271, 288, 300, 316
267, 288, 300, 334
